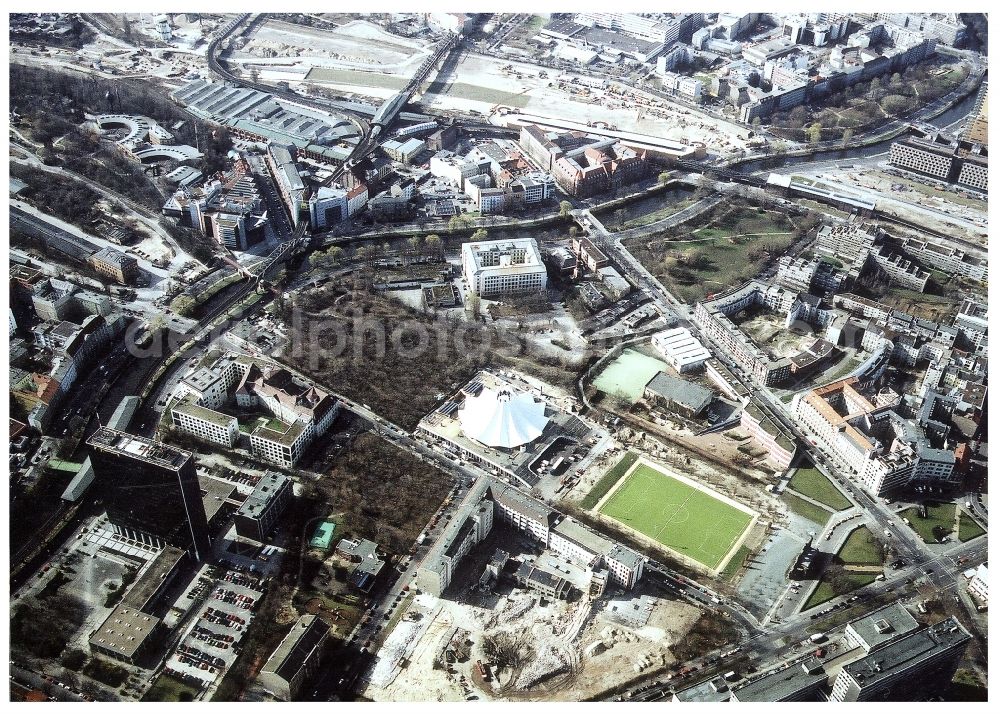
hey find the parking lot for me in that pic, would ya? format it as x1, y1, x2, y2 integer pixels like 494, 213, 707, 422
164, 571, 264, 689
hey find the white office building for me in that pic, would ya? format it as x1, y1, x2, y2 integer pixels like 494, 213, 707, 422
171, 401, 239, 448
462, 238, 548, 298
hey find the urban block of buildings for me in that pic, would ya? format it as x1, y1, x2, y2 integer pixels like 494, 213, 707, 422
428, 139, 556, 214
163, 156, 271, 251
675, 604, 971, 702
794, 377, 958, 496
707, 15, 947, 124
831, 615, 971, 701
12, 274, 126, 431
693, 280, 842, 387
890, 132, 988, 193
519, 124, 649, 198
170, 353, 339, 467
416, 477, 645, 597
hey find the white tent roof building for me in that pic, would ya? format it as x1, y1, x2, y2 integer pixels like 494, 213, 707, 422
459, 387, 549, 449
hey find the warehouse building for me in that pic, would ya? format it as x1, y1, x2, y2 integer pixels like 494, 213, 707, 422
642, 372, 714, 419
651, 327, 711, 373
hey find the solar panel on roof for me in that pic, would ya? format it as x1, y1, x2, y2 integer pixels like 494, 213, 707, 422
438, 401, 459, 416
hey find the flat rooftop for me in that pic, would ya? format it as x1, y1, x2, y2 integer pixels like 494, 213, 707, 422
841, 618, 971, 688
731, 661, 826, 701
122, 545, 187, 611
846, 602, 920, 651
552, 516, 613, 558
263, 614, 329, 684
238, 471, 290, 520
88, 427, 191, 471
90, 606, 160, 659
252, 418, 307, 447
174, 400, 237, 428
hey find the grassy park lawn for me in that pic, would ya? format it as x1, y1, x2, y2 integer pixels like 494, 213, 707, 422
143, 673, 202, 702
957, 511, 986, 542
719, 544, 752, 582
782, 492, 832, 528
617, 199, 699, 229
624, 202, 805, 303
600, 462, 754, 570
803, 526, 883, 611
788, 466, 851, 511
592, 348, 670, 403
803, 573, 878, 611
901, 503, 956, 543
581, 451, 639, 510
837, 526, 883, 566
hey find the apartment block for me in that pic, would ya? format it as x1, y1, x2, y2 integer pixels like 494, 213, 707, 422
890, 134, 988, 192
794, 378, 956, 496
831, 618, 970, 701
865, 247, 930, 293
814, 223, 881, 266
900, 237, 987, 283
693, 281, 798, 386
171, 399, 239, 447
266, 143, 305, 227
417, 479, 645, 597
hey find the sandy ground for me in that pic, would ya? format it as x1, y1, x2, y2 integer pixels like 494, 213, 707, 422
261, 26, 750, 155
420, 53, 750, 155
241, 19, 429, 72
799, 169, 987, 246
557, 597, 701, 700
740, 313, 816, 360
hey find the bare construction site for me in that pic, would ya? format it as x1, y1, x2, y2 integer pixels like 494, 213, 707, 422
362, 578, 702, 701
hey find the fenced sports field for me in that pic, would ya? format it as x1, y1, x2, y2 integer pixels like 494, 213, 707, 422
597, 458, 756, 571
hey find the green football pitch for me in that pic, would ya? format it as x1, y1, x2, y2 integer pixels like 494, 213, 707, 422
599, 462, 755, 570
